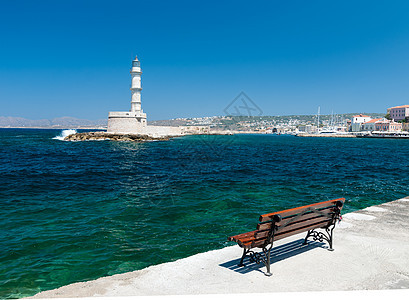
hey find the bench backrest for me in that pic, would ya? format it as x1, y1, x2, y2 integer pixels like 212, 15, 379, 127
250, 198, 345, 248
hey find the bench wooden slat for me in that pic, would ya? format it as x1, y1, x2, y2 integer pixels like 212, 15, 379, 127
237, 216, 331, 246
254, 215, 331, 240
275, 219, 332, 241
259, 198, 345, 222
250, 220, 331, 248
256, 207, 335, 231
228, 230, 256, 242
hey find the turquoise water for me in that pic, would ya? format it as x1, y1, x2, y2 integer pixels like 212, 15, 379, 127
1, 129, 409, 298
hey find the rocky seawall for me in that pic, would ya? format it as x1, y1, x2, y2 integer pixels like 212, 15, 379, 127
64, 131, 174, 142
297, 133, 356, 138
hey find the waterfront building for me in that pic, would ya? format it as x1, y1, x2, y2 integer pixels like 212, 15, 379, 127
387, 105, 409, 121
362, 118, 382, 132
297, 124, 316, 133
374, 118, 402, 132
350, 114, 372, 132
335, 126, 347, 132
402, 122, 409, 132
346, 119, 351, 132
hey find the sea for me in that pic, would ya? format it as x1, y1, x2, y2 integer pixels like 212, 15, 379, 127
1, 128, 409, 298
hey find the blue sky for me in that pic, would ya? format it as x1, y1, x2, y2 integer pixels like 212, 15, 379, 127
1, 0, 409, 120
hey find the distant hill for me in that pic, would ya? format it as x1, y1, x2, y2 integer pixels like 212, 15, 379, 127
0, 116, 107, 128
1, 112, 386, 129
148, 113, 385, 127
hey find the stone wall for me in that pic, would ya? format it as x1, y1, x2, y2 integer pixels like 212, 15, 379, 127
180, 126, 210, 134
142, 125, 182, 137
107, 117, 145, 134
107, 117, 182, 137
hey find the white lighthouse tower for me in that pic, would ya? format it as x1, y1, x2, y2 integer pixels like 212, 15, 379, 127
130, 56, 142, 113
107, 55, 147, 133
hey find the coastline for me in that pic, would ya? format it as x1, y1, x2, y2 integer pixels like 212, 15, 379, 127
63, 131, 236, 141
63, 131, 175, 142
296, 132, 409, 139
296, 133, 356, 138
0, 127, 107, 130
28, 197, 409, 298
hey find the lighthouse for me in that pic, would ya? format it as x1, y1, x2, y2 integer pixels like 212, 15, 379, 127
130, 56, 142, 113
107, 55, 147, 133
106, 55, 183, 137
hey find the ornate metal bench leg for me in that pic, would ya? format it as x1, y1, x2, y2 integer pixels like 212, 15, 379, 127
303, 230, 312, 245
238, 248, 248, 267
326, 226, 335, 251
302, 225, 336, 251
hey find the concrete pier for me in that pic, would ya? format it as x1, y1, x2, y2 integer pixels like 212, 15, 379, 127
29, 197, 409, 298
297, 133, 356, 138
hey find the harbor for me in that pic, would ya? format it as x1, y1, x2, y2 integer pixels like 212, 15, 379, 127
296, 133, 356, 138
296, 131, 409, 139
3, 131, 409, 298
357, 132, 409, 139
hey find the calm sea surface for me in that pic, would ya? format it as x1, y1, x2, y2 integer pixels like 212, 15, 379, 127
1, 129, 409, 298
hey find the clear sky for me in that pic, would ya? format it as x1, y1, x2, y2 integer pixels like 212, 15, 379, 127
1, 0, 409, 120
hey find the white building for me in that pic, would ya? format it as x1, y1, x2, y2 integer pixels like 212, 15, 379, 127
298, 124, 316, 133
362, 118, 382, 132
350, 114, 372, 132
374, 118, 402, 132
388, 105, 409, 121
107, 56, 182, 137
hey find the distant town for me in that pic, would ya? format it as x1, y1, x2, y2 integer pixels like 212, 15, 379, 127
150, 104, 409, 135
1, 104, 408, 136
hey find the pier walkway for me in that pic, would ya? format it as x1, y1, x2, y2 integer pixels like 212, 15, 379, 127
30, 197, 409, 298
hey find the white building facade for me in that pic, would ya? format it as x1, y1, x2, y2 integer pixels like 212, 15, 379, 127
362, 118, 382, 131
375, 119, 402, 132
350, 114, 372, 132
297, 124, 316, 133
388, 105, 409, 121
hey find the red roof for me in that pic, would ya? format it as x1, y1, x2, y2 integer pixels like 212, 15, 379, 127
389, 105, 409, 109
363, 118, 382, 124
353, 114, 371, 118
375, 119, 401, 124
375, 119, 390, 124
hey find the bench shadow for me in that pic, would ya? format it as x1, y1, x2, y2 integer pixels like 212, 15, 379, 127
219, 239, 326, 274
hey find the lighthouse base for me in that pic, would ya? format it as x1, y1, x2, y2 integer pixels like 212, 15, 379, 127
107, 112, 147, 134
107, 111, 183, 138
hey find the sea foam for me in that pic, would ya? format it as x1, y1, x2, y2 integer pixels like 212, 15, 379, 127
53, 129, 77, 141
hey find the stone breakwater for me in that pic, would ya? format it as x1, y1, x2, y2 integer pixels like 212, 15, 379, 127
297, 133, 356, 138
64, 131, 173, 142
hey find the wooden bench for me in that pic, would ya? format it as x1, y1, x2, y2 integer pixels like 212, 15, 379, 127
228, 198, 345, 276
